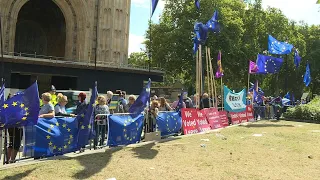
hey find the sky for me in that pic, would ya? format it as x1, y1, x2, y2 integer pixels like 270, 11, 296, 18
129, 0, 320, 55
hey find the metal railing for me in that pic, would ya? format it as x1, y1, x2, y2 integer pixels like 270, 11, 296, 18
3, 51, 164, 73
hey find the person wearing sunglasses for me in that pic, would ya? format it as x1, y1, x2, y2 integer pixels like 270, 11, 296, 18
54, 93, 75, 117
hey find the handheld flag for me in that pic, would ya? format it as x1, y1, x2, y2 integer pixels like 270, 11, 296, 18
249, 61, 258, 74
268, 35, 293, 55
256, 54, 283, 74
193, 22, 208, 54
215, 51, 224, 78
151, 0, 159, 17
0, 82, 39, 128
107, 114, 144, 146
176, 92, 184, 111
76, 82, 98, 149
284, 92, 290, 100
294, 49, 302, 68
195, 0, 200, 10
129, 79, 151, 115
303, 63, 311, 87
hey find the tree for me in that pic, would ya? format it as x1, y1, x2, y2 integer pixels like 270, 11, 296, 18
128, 52, 149, 68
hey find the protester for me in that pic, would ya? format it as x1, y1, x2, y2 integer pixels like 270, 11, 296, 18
171, 95, 186, 110
75, 92, 87, 115
106, 91, 113, 106
158, 97, 172, 111
124, 95, 136, 112
200, 93, 213, 109
55, 93, 75, 117
6, 94, 23, 164
39, 93, 55, 118
94, 95, 110, 148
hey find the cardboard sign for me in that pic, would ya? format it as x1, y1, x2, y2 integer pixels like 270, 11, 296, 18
246, 105, 255, 122
219, 111, 229, 127
204, 108, 224, 129
229, 112, 241, 125
181, 109, 211, 135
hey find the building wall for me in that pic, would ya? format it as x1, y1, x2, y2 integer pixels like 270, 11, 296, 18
0, 0, 131, 66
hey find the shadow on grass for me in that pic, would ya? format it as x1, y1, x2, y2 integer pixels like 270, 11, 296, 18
1, 168, 36, 180
242, 123, 294, 128
131, 142, 158, 159
72, 147, 123, 179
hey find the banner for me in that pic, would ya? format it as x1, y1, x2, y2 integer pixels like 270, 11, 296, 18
219, 111, 229, 127
230, 111, 247, 124
246, 105, 255, 122
181, 109, 211, 135
203, 108, 223, 129
224, 86, 247, 112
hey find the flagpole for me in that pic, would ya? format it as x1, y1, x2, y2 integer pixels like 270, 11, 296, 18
0, 13, 4, 85
221, 77, 223, 109
196, 50, 199, 108
208, 48, 216, 108
205, 47, 211, 106
247, 60, 250, 104
199, 45, 203, 99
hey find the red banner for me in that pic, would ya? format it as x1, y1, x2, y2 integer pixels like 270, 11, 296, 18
219, 111, 229, 127
181, 109, 211, 135
203, 108, 224, 129
239, 111, 248, 123
230, 112, 241, 125
246, 105, 255, 122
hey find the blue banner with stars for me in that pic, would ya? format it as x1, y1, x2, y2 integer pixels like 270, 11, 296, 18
268, 35, 293, 55
34, 117, 78, 158
157, 112, 182, 136
0, 82, 40, 128
107, 114, 144, 147
256, 54, 283, 74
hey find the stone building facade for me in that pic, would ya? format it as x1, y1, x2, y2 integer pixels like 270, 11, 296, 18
0, 0, 131, 66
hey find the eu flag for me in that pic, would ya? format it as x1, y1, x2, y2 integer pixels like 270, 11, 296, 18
268, 35, 293, 55
303, 63, 311, 87
206, 10, 220, 33
256, 54, 283, 74
195, 0, 200, 10
129, 79, 151, 115
294, 49, 302, 68
156, 112, 182, 136
34, 117, 78, 158
76, 82, 98, 149
151, 0, 159, 17
0, 82, 39, 128
176, 92, 184, 111
107, 114, 144, 146
284, 92, 290, 100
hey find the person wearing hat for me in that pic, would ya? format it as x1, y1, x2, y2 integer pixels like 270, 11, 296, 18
40, 85, 57, 107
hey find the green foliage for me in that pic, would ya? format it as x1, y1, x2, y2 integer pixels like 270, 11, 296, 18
145, 0, 320, 96
284, 97, 320, 122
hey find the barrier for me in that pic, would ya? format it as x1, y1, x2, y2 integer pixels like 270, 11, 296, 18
1, 107, 256, 165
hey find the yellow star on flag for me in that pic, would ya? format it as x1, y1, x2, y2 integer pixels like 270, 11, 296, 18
20, 103, 25, 108
2, 104, 8, 109
88, 124, 91, 129
48, 129, 52, 133
67, 128, 71, 132
68, 141, 71, 145
53, 145, 57, 150
62, 123, 67, 128
81, 125, 85, 129
25, 112, 29, 116
92, 103, 95, 107
69, 135, 73, 139
15, 122, 20, 125
21, 117, 27, 121
48, 141, 53, 146
64, 145, 67, 149
46, 135, 51, 139
50, 124, 55, 129
81, 114, 85, 118
24, 107, 29, 111
58, 147, 62, 151
56, 122, 60, 126
12, 102, 18, 106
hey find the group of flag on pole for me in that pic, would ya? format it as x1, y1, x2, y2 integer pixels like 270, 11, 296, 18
249, 35, 311, 87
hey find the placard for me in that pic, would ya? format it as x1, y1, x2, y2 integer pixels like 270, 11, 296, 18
219, 111, 229, 127
204, 108, 224, 129
181, 109, 211, 135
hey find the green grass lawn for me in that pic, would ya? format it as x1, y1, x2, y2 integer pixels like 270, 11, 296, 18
1, 120, 320, 180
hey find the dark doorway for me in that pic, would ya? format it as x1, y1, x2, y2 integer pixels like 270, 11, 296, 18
14, 0, 66, 58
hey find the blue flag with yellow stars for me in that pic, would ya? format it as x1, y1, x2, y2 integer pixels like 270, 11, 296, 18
303, 62, 311, 87
256, 54, 283, 74
268, 35, 293, 55
129, 79, 151, 116
76, 82, 98, 149
33, 117, 78, 158
0, 82, 39, 128
107, 114, 144, 147
156, 112, 182, 136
